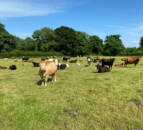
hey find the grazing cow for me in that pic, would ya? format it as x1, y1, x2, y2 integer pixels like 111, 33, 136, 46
22, 57, 29, 62
87, 57, 93, 65
32, 62, 39, 67
121, 56, 141, 67
96, 64, 110, 73
9, 65, 17, 70
101, 58, 115, 69
69, 59, 78, 63
57, 63, 69, 70
39, 60, 57, 86
62, 57, 70, 62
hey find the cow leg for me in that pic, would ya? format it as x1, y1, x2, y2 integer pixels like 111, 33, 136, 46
44, 75, 49, 86
52, 74, 56, 82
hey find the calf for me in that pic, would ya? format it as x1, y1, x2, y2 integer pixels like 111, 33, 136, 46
96, 64, 110, 73
39, 60, 57, 86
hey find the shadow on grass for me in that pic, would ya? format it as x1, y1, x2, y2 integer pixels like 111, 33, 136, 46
36, 78, 53, 85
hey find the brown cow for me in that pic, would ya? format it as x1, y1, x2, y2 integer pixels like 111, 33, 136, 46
121, 56, 141, 67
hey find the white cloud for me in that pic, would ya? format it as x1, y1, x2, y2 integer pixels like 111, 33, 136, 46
109, 24, 143, 47
0, 0, 66, 18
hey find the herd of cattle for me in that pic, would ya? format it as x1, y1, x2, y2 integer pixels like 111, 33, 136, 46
0, 56, 141, 86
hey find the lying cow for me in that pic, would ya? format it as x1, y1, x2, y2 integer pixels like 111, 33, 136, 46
101, 57, 115, 69
9, 65, 17, 70
114, 63, 124, 67
0, 66, 7, 69
96, 64, 110, 73
69, 59, 78, 63
121, 56, 140, 67
32, 62, 39, 67
57, 63, 69, 70
39, 60, 57, 86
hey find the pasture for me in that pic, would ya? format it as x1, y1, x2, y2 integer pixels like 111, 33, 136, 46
0, 56, 143, 130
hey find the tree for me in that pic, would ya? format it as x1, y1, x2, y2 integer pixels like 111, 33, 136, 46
89, 35, 103, 54
32, 27, 56, 51
139, 36, 143, 48
55, 26, 79, 56
103, 35, 125, 55
76, 31, 91, 55
0, 23, 12, 51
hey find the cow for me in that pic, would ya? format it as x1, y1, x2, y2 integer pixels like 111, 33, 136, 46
69, 59, 78, 63
121, 56, 141, 67
9, 65, 17, 70
22, 57, 29, 62
101, 57, 115, 69
87, 57, 93, 65
114, 63, 124, 67
0, 66, 7, 69
32, 62, 39, 67
62, 57, 70, 62
96, 64, 110, 73
39, 60, 57, 86
57, 63, 69, 70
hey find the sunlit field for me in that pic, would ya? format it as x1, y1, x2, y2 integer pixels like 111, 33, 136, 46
0, 56, 143, 130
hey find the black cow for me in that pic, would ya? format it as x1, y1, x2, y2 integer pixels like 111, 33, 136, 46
101, 58, 115, 69
9, 65, 17, 70
96, 64, 110, 73
32, 62, 39, 67
62, 57, 70, 62
57, 64, 69, 70
22, 57, 29, 62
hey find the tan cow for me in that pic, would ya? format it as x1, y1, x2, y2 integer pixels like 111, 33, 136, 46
39, 60, 58, 86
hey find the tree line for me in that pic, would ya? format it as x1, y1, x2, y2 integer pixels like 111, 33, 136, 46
0, 22, 143, 56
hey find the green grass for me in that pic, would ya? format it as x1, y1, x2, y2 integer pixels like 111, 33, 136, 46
0, 56, 143, 130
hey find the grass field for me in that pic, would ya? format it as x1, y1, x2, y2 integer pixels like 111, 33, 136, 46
0, 56, 143, 130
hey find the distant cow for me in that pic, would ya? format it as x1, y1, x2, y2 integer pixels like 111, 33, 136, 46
69, 59, 78, 63
96, 64, 110, 73
87, 57, 93, 65
32, 62, 39, 67
57, 63, 69, 70
62, 57, 70, 62
22, 57, 29, 62
121, 56, 141, 67
101, 58, 115, 69
114, 63, 124, 67
0, 66, 7, 69
9, 65, 17, 70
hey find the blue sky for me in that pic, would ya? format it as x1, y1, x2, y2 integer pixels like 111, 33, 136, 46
0, 0, 143, 47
